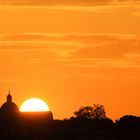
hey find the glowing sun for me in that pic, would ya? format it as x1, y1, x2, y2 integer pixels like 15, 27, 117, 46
20, 98, 49, 112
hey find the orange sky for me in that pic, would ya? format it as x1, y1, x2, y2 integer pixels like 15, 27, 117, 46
0, 0, 140, 120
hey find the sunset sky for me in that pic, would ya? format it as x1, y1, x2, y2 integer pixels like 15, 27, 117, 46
0, 0, 140, 120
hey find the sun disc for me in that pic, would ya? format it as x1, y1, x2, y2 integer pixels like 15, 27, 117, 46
20, 98, 49, 112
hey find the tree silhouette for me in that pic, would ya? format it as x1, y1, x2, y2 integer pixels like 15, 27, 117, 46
74, 104, 106, 120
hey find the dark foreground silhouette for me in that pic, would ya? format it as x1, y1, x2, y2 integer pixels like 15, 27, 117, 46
0, 114, 140, 140
0, 94, 140, 140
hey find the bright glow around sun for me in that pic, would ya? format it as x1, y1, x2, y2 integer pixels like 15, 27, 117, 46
20, 98, 49, 112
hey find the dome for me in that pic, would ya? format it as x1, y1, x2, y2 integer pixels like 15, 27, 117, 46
1, 92, 19, 114
1, 102, 19, 113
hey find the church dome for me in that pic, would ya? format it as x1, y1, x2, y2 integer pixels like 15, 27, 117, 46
1, 92, 19, 114
1, 102, 19, 113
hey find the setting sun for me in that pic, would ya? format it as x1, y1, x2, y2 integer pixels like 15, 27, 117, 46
20, 98, 49, 112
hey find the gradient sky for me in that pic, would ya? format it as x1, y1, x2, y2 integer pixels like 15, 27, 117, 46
0, 0, 140, 120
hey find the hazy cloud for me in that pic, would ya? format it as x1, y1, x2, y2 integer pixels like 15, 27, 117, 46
0, 0, 115, 6
1, 33, 140, 80
1, 33, 140, 69
0, 0, 140, 6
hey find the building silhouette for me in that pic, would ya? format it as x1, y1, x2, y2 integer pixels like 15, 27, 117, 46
1, 91, 19, 115
0, 92, 53, 122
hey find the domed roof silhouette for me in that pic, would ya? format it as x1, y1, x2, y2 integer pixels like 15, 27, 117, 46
1, 92, 19, 114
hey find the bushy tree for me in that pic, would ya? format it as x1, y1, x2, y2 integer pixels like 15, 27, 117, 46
74, 104, 106, 120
